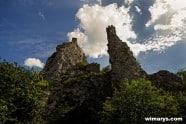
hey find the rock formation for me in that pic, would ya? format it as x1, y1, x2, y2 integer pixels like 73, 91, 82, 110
46, 72, 112, 124
85, 63, 100, 73
148, 70, 184, 92
106, 25, 147, 81
43, 38, 87, 82
44, 25, 184, 124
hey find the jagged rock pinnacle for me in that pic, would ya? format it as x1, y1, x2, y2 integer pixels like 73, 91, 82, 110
106, 25, 147, 81
43, 38, 87, 82
72, 37, 77, 44
106, 25, 116, 36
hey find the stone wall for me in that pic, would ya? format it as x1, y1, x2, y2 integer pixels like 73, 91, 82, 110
86, 63, 100, 73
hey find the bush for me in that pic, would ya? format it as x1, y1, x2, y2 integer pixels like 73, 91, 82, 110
0, 60, 48, 123
177, 70, 186, 89
100, 79, 178, 124
101, 65, 111, 74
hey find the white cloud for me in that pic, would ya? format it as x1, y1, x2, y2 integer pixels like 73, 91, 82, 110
124, 0, 134, 6
24, 58, 44, 68
135, 6, 142, 14
68, 1, 186, 58
38, 11, 45, 20
145, 0, 186, 52
68, 3, 136, 58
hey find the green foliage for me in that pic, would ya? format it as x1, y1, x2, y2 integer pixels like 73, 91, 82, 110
100, 79, 178, 124
1, 59, 185, 124
0, 60, 48, 124
175, 92, 186, 119
101, 65, 111, 74
177, 70, 186, 88
76, 61, 87, 70
63, 77, 77, 85
175, 70, 186, 119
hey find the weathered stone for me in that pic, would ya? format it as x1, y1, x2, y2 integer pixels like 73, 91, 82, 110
46, 73, 112, 124
43, 38, 87, 82
85, 63, 100, 73
44, 25, 185, 124
148, 70, 184, 92
106, 25, 147, 81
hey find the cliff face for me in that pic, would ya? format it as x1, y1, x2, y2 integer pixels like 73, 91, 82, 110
43, 38, 87, 82
46, 72, 112, 124
106, 25, 147, 81
44, 26, 147, 83
43, 25, 184, 90
106, 25, 183, 91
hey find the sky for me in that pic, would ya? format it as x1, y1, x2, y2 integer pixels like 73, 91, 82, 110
0, 0, 186, 74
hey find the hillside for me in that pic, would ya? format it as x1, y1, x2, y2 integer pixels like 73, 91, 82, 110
0, 25, 185, 124
43, 25, 185, 123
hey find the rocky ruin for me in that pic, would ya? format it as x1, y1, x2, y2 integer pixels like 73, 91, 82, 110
44, 25, 183, 87
44, 25, 184, 123
43, 38, 87, 82
85, 63, 100, 73
44, 25, 148, 83
106, 25, 147, 81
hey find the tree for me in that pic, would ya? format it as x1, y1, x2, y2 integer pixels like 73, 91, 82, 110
177, 70, 186, 89
0, 60, 48, 123
101, 65, 111, 74
100, 79, 178, 124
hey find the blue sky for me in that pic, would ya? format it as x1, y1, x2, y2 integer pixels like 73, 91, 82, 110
0, 0, 81, 64
0, 0, 186, 73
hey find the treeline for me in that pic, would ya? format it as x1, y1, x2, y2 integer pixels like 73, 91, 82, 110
0, 60, 186, 124
0, 60, 48, 124
100, 79, 186, 123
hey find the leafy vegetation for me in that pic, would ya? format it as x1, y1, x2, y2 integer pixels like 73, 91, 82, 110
177, 70, 186, 88
0, 60, 48, 124
101, 65, 111, 74
0, 60, 186, 124
100, 79, 178, 124
45, 70, 111, 124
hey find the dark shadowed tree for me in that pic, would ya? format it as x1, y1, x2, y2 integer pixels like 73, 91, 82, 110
0, 60, 48, 124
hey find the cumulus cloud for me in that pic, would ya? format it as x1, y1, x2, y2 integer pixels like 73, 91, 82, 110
68, 3, 136, 58
145, 0, 186, 52
24, 58, 44, 68
68, 1, 186, 58
124, 0, 134, 6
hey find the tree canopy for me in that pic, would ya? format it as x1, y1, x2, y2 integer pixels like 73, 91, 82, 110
0, 60, 185, 124
0, 60, 48, 123
100, 79, 179, 124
